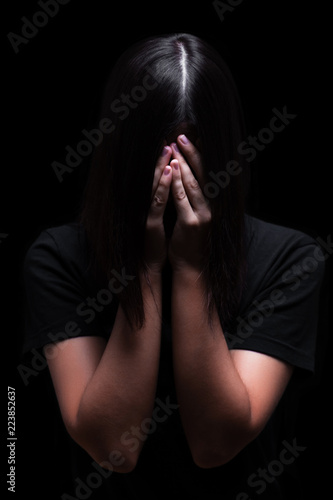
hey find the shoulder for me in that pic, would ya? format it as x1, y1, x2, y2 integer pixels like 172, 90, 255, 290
246, 215, 324, 274
231, 216, 327, 372
25, 222, 87, 260
25, 222, 86, 255
246, 216, 327, 300
24, 222, 90, 283
22, 223, 115, 355
245, 215, 321, 254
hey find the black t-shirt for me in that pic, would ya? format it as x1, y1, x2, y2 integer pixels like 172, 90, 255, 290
21, 215, 325, 499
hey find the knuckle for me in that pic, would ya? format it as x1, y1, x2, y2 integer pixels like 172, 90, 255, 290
201, 211, 212, 225
152, 195, 164, 208
174, 189, 187, 202
187, 217, 200, 228
203, 207, 212, 219
202, 216, 211, 227
146, 217, 157, 228
145, 221, 162, 239
145, 219, 158, 233
189, 178, 200, 191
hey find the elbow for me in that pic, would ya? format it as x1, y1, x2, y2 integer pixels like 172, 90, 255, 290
192, 443, 250, 469
191, 395, 262, 469
192, 448, 231, 469
65, 417, 139, 474
85, 444, 139, 474
86, 447, 138, 474
190, 419, 259, 469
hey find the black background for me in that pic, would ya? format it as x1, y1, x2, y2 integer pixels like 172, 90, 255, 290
2, 1, 332, 498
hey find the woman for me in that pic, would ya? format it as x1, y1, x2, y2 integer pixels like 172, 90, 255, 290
23, 33, 324, 498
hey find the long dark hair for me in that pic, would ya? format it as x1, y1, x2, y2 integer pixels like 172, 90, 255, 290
80, 33, 249, 331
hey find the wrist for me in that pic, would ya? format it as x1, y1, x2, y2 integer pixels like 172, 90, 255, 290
169, 253, 205, 278
172, 265, 204, 285
140, 268, 163, 288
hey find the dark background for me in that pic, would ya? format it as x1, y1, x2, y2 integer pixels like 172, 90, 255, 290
3, 0, 331, 498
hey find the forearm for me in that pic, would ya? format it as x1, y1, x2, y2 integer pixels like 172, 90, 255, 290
76, 272, 162, 469
171, 269, 252, 467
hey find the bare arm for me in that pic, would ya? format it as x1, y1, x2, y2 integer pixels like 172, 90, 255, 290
45, 146, 173, 473
46, 272, 162, 473
169, 136, 293, 468
171, 269, 293, 468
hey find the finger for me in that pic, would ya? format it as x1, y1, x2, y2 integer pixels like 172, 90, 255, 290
171, 143, 209, 213
148, 165, 173, 222
170, 160, 194, 222
176, 135, 205, 188
151, 146, 172, 196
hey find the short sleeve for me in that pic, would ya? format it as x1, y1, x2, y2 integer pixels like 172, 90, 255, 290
226, 221, 326, 374
22, 226, 117, 355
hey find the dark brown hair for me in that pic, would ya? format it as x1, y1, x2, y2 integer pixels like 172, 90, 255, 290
80, 33, 249, 331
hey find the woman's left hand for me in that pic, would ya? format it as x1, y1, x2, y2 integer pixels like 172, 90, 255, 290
168, 135, 211, 274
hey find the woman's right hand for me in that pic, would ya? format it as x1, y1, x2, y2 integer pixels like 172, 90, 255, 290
144, 145, 173, 275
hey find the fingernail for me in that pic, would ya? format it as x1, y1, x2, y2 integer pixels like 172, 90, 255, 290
171, 142, 179, 153
179, 134, 188, 144
164, 166, 171, 175
162, 146, 170, 156
172, 160, 179, 170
